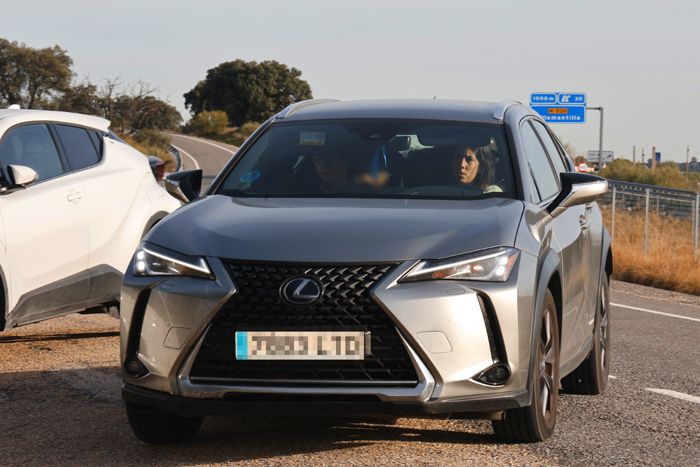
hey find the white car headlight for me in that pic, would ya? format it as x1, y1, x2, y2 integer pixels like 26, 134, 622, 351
399, 247, 520, 283
133, 243, 213, 279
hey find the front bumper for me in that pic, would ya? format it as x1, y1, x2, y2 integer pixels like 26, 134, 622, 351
120, 253, 538, 415
123, 384, 527, 417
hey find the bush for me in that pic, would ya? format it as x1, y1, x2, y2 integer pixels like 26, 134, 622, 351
215, 121, 261, 147
185, 111, 228, 137
600, 159, 700, 192
123, 130, 176, 172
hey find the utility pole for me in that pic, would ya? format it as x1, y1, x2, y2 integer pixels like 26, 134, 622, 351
651, 145, 656, 171
633, 145, 636, 164
642, 147, 645, 165
687, 145, 691, 180
586, 106, 604, 162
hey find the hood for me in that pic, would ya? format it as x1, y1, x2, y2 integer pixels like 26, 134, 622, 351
146, 195, 525, 263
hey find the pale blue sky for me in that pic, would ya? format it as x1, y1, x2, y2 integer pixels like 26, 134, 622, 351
4, 0, 700, 161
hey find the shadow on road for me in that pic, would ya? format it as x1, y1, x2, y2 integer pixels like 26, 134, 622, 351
0, 366, 495, 465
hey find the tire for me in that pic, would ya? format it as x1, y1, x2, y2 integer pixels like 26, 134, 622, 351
492, 289, 560, 443
561, 274, 610, 395
126, 403, 203, 444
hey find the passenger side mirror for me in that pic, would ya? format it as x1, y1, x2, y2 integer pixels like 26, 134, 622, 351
547, 172, 608, 218
165, 169, 203, 203
9, 165, 38, 187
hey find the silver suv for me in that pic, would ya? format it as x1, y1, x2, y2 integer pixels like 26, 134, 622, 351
120, 99, 612, 444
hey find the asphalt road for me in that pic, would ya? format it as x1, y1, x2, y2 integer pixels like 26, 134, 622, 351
169, 133, 237, 178
1, 137, 698, 465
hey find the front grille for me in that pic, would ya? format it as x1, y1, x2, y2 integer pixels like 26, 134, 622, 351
189, 262, 419, 386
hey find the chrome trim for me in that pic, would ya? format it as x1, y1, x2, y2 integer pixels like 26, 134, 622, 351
493, 99, 521, 121
189, 377, 418, 386
276, 99, 339, 119
176, 326, 435, 402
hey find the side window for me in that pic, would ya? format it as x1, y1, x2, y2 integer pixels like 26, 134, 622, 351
520, 121, 559, 201
55, 124, 101, 171
531, 121, 568, 175
0, 124, 63, 182
87, 130, 104, 156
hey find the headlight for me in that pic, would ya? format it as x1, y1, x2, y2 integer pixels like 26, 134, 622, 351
133, 243, 214, 279
399, 247, 520, 283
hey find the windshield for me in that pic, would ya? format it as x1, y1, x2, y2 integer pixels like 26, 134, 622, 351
217, 119, 515, 200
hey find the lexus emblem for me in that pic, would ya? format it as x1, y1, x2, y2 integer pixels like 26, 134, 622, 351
280, 276, 323, 305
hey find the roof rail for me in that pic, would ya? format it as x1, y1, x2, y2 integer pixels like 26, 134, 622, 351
276, 99, 339, 119
493, 99, 521, 121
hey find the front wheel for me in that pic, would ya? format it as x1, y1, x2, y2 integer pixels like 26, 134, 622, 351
492, 289, 560, 443
561, 274, 610, 394
126, 403, 203, 444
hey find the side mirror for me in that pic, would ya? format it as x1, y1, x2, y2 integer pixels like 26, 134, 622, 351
165, 169, 203, 203
547, 172, 608, 218
9, 165, 38, 187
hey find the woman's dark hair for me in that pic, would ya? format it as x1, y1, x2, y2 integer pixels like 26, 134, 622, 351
454, 146, 497, 190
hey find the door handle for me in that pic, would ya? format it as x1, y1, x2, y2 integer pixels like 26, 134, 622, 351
66, 191, 83, 202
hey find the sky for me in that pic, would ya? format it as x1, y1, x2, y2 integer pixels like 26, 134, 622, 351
2, 0, 700, 162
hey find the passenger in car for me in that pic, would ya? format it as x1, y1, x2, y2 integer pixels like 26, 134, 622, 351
353, 146, 391, 189
452, 147, 502, 193
311, 153, 350, 193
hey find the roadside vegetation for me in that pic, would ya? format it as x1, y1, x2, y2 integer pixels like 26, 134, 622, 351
123, 130, 176, 172
181, 59, 310, 147
183, 110, 260, 147
0, 38, 180, 169
601, 209, 700, 295
600, 159, 700, 193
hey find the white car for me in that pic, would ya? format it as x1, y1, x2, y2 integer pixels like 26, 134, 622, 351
0, 108, 181, 330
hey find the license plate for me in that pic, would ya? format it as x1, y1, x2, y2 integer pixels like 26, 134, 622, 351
235, 331, 370, 360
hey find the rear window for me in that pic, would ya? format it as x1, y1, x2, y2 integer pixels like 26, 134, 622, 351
217, 119, 515, 200
55, 124, 100, 170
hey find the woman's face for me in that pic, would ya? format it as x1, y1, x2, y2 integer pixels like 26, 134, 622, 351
454, 148, 479, 184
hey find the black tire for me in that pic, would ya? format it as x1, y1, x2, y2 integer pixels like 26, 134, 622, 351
126, 403, 203, 444
492, 289, 560, 443
561, 274, 610, 395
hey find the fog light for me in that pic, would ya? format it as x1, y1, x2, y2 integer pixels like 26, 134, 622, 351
477, 363, 511, 386
124, 358, 148, 377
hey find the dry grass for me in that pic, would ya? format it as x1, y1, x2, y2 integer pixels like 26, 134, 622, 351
601, 208, 700, 295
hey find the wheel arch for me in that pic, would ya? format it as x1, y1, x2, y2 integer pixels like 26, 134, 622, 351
141, 211, 169, 240
526, 249, 562, 403
0, 263, 7, 331
602, 228, 613, 279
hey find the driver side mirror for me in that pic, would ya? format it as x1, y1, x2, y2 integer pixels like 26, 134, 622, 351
165, 169, 203, 203
9, 164, 38, 187
547, 172, 608, 218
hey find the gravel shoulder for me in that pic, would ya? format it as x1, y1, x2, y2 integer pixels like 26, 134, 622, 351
0, 281, 697, 465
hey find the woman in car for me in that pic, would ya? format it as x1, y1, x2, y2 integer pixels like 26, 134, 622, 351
452, 146, 502, 193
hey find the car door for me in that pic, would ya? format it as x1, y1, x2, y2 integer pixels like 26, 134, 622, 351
0, 123, 90, 324
532, 121, 599, 329
519, 119, 588, 362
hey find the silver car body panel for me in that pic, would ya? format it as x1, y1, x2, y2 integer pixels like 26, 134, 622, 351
121, 99, 609, 416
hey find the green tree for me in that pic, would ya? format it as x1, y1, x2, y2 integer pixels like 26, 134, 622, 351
186, 110, 229, 137
184, 59, 312, 125
0, 39, 72, 108
56, 80, 102, 114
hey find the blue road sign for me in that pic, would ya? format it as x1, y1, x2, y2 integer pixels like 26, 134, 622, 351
530, 92, 587, 124
530, 105, 586, 123
530, 93, 557, 104
557, 93, 586, 105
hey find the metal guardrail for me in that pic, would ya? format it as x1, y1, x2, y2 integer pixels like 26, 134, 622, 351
599, 180, 699, 259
